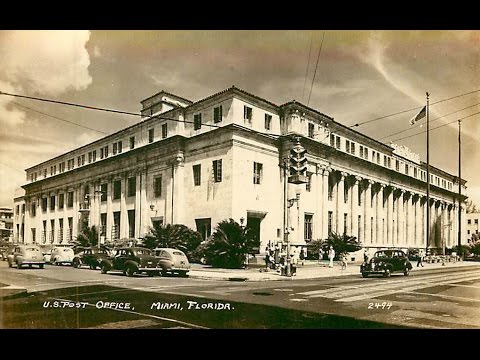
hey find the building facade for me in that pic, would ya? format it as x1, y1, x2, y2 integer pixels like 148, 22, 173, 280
16, 86, 468, 253
0, 207, 14, 241
466, 212, 480, 242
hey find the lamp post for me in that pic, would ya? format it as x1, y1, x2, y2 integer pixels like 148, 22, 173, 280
285, 187, 301, 276
84, 189, 104, 249
240, 217, 247, 269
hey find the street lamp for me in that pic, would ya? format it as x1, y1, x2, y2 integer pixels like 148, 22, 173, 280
239, 217, 248, 269
285, 187, 301, 277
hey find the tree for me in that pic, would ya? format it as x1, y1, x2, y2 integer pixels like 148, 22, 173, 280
143, 223, 202, 260
200, 219, 260, 269
466, 200, 478, 214
74, 225, 99, 248
322, 232, 362, 259
469, 241, 480, 257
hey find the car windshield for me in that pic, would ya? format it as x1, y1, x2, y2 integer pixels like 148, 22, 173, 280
173, 251, 184, 256
26, 247, 40, 252
135, 249, 151, 255
374, 251, 392, 258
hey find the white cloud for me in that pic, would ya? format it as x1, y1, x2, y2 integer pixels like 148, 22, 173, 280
93, 45, 102, 58
0, 80, 26, 126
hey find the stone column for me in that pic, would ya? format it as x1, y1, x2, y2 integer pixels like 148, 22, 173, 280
412, 194, 419, 247
106, 179, 113, 244
73, 185, 79, 240
140, 168, 149, 237
397, 190, 404, 246
321, 167, 330, 240
352, 176, 361, 241
172, 151, 185, 225
421, 197, 427, 248
376, 184, 385, 246
364, 180, 373, 245
135, 171, 142, 239
386, 186, 394, 245
120, 175, 128, 238
336, 172, 346, 234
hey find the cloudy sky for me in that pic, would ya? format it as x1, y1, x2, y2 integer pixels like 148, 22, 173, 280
0, 30, 479, 208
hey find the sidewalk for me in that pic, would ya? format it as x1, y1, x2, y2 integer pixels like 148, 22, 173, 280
188, 260, 480, 282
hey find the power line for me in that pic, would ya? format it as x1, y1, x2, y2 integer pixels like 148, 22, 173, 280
301, 31, 314, 103
350, 88, 480, 128
13, 102, 108, 135
390, 110, 480, 142
307, 30, 326, 107
379, 102, 480, 140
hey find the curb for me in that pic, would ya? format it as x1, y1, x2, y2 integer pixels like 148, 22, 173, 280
0, 286, 28, 300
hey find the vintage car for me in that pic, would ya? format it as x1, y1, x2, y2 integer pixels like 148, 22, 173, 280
100, 247, 160, 277
7, 245, 45, 269
73, 247, 110, 269
39, 244, 54, 263
360, 249, 412, 278
1, 244, 15, 261
50, 246, 75, 265
154, 248, 190, 277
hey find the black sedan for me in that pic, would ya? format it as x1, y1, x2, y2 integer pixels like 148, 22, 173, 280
73, 247, 110, 270
360, 249, 412, 278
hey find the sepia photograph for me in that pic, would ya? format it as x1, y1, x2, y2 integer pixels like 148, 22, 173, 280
0, 30, 479, 329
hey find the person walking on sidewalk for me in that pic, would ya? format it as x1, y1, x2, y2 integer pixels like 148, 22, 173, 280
328, 246, 335, 268
417, 249, 424, 267
341, 253, 348, 270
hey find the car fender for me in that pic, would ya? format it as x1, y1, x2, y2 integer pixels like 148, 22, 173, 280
100, 259, 113, 269
124, 260, 139, 270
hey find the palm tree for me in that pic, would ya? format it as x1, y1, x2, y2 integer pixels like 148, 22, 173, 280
74, 225, 99, 248
322, 232, 362, 259
143, 223, 202, 259
201, 219, 259, 269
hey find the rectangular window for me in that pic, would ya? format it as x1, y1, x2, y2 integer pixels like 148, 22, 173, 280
304, 214, 313, 242
118, 141, 122, 153
112, 212, 120, 239
148, 128, 154, 143
104, 146, 108, 158
308, 123, 315, 138
213, 159, 222, 183
265, 114, 272, 130
113, 142, 117, 155
88, 152, 92, 163
475, 219, 478, 225
336, 136, 340, 149
161, 123, 168, 139
77, 156, 81, 167
41, 198, 47, 212
100, 213, 107, 236
195, 218, 212, 241
364, 148, 368, 160
81, 155, 85, 165
194, 114, 202, 130
101, 184, 107, 202
372, 151, 375, 162
387, 157, 391, 168
358, 215, 362, 243
127, 177, 136, 197
376, 153, 380, 164
351, 142, 355, 155
154, 176, 162, 197
346, 140, 350, 153
93, 150, 97, 161
67, 192, 73, 208
214, 105, 223, 123
50, 219, 55, 243
343, 213, 348, 235
31, 202, 36, 216
113, 180, 121, 200
344, 184, 348, 203
59, 193, 64, 209
100, 147, 104, 159
328, 211, 333, 235
328, 175, 334, 201
396, 160, 400, 171
405, 164, 409, 175
306, 173, 312, 192
50, 195, 55, 211
130, 136, 135, 150
244, 105, 253, 123
193, 164, 201, 186
360, 146, 364, 158
330, 134, 335, 147
60, 162, 65, 173
467, 219, 471, 224
384, 155, 387, 167
128, 210, 135, 238
253, 162, 263, 185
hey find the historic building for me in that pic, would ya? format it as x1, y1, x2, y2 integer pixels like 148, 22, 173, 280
0, 207, 14, 241
466, 212, 479, 242
16, 86, 468, 253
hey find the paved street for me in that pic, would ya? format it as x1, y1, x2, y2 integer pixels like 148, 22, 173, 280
1, 260, 480, 328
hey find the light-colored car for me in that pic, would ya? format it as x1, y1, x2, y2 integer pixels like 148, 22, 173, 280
50, 246, 75, 265
154, 248, 190, 277
39, 244, 54, 263
7, 245, 45, 269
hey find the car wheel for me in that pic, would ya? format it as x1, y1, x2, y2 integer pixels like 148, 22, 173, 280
89, 264, 96, 270
17, 262, 22, 269
161, 269, 168, 277
147, 271, 155, 277
101, 264, 109, 274
383, 268, 391, 278
126, 265, 136, 277
178, 271, 188, 278
404, 268, 410, 276
73, 259, 80, 268
29, 264, 32, 268
39, 264, 44, 269
362, 272, 369, 278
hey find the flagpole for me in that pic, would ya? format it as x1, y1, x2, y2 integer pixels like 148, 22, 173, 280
426, 92, 430, 254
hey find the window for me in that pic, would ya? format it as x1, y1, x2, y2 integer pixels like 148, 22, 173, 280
59, 193, 64, 209
118, 141, 122, 153
113, 180, 121, 200
100, 213, 107, 236
213, 159, 222, 182
364, 148, 368, 160
148, 128, 154, 143
330, 134, 335, 147
104, 146, 108, 158
113, 142, 117, 155
41, 198, 47, 212
112, 212, 120, 239
396, 160, 400, 171
336, 136, 340, 149
308, 123, 315, 138
31, 202, 36, 216
77, 156, 81, 167
193, 165, 201, 186
88, 152, 92, 163
127, 177, 136, 197
346, 140, 350, 153
376, 153, 380, 164
100, 148, 104, 159
130, 136, 135, 150
154, 176, 162, 197
304, 214, 313, 242
372, 151, 376, 162
468, 219, 472, 225
475, 219, 478, 225
15, 205, 19, 215
387, 157, 391, 168
265, 114, 272, 130
59, 162, 65, 173
81, 155, 85, 165
161, 123, 168, 139
384, 155, 387, 167
405, 164, 409, 175
253, 162, 263, 185
343, 213, 348, 234
468, 230, 471, 234
344, 183, 348, 203
214, 105, 223, 123
328, 211, 333, 235
128, 210, 135, 238
195, 218, 212, 241
360, 146, 364, 158
67, 191, 73, 208
328, 175, 334, 201
50, 195, 55, 211
351, 142, 355, 155
244, 105, 252, 123
194, 114, 202, 130
306, 173, 312, 192
101, 184, 107, 202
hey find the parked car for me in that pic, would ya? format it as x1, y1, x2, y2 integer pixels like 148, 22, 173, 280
7, 245, 45, 269
360, 249, 412, 278
50, 246, 75, 265
100, 247, 160, 277
1, 244, 15, 261
39, 244, 54, 263
73, 247, 109, 269
154, 248, 190, 277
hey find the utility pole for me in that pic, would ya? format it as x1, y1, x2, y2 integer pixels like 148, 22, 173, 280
425, 92, 430, 254
458, 119, 462, 257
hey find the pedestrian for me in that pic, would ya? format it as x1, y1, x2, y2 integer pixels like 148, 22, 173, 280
318, 248, 324, 264
328, 246, 335, 268
417, 249, 424, 267
264, 247, 270, 271
341, 253, 348, 270
363, 249, 369, 263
